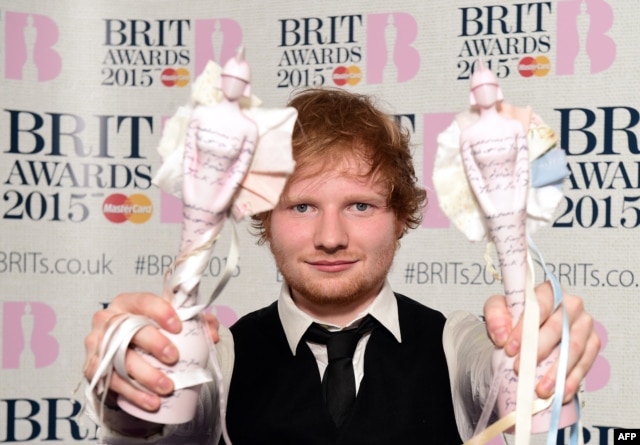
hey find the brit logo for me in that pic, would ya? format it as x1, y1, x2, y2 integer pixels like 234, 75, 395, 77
2, 302, 58, 369
4, 11, 62, 82
276, 12, 420, 89
194, 18, 244, 77
455, 0, 615, 80
555, 0, 615, 75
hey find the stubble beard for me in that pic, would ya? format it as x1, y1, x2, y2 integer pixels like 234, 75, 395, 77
271, 244, 397, 309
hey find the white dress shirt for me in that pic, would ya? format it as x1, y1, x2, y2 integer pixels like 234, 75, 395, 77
277, 280, 402, 393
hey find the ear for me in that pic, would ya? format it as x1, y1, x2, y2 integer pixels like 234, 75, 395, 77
496, 87, 504, 102
469, 91, 477, 106
243, 82, 251, 97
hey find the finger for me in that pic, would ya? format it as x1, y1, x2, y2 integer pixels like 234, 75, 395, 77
108, 293, 181, 366
129, 324, 180, 367
202, 312, 220, 343
535, 312, 599, 402
111, 292, 182, 334
483, 294, 513, 347
85, 331, 176, 410
107, 367, 163, 412
84, 333, 177, 401
506, 281, 556, 357
122, 347, 175, 396
534, 294, 583, 367
88, 298, 180, 369
561, 330, 601, 403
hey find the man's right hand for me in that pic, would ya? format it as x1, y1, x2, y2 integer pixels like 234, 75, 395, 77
83, 292, 183, 412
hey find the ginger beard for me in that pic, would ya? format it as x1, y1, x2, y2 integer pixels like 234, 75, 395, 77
271, 238, 398, 308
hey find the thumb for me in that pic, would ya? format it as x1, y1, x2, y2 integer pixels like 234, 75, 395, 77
483, 294, 513, 347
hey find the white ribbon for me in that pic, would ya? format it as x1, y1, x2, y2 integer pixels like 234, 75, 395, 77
86, 222, 240, 444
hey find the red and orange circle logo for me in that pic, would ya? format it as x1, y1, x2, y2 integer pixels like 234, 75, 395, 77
518, 56, 551, 78
161, 67, 190, 87
332, 65, 362, 86
103, 193, 153, 224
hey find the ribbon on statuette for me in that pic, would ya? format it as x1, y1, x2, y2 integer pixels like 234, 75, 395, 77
463, 237, 580, 445
84, 221, 239, 444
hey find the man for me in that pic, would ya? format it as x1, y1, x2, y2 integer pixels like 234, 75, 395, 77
83, 88, 600, 444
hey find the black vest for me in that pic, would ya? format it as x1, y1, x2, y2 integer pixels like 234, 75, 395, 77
226, 293, 462, 444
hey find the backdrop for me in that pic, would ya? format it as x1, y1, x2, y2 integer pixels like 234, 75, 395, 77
1, 1, 637, 443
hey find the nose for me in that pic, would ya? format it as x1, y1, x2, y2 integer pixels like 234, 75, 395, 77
314, 209, 348, 252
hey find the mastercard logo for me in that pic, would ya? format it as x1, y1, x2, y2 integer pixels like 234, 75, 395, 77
518, 55, 551, 78
161, 67, 190, 87
103, 193, 153, 224
332, 65, 362, 86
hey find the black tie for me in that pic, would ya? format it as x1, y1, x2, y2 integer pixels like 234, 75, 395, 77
304, 315, 377, 427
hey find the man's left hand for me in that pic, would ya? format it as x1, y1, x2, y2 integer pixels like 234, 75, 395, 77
483, 281, 601, 403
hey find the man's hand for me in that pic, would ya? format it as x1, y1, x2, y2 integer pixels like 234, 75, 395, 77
83, 292, 220, 412
483, 281, 601, 403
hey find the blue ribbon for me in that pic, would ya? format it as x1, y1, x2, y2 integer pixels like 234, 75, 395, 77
531, 148, 570, 189
528, 235, 580, 445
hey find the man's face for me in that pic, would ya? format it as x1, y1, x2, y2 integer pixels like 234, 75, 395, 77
268, 159, 403, 315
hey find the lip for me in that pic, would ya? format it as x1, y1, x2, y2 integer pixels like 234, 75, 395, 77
306, 259, 358, 273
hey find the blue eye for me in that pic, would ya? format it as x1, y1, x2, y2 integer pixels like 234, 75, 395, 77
294, 204, 309, 213
354, 203, 369, 211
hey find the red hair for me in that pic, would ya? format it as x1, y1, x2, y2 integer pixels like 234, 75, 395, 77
252, 87, 426, 244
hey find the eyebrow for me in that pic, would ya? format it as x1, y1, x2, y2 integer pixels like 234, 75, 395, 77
281, 189, 389, 207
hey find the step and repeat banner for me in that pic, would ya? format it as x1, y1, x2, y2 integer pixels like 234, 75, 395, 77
1, 0, 637, 443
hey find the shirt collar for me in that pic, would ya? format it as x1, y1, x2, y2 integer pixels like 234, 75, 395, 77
277, 280, 402, 355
